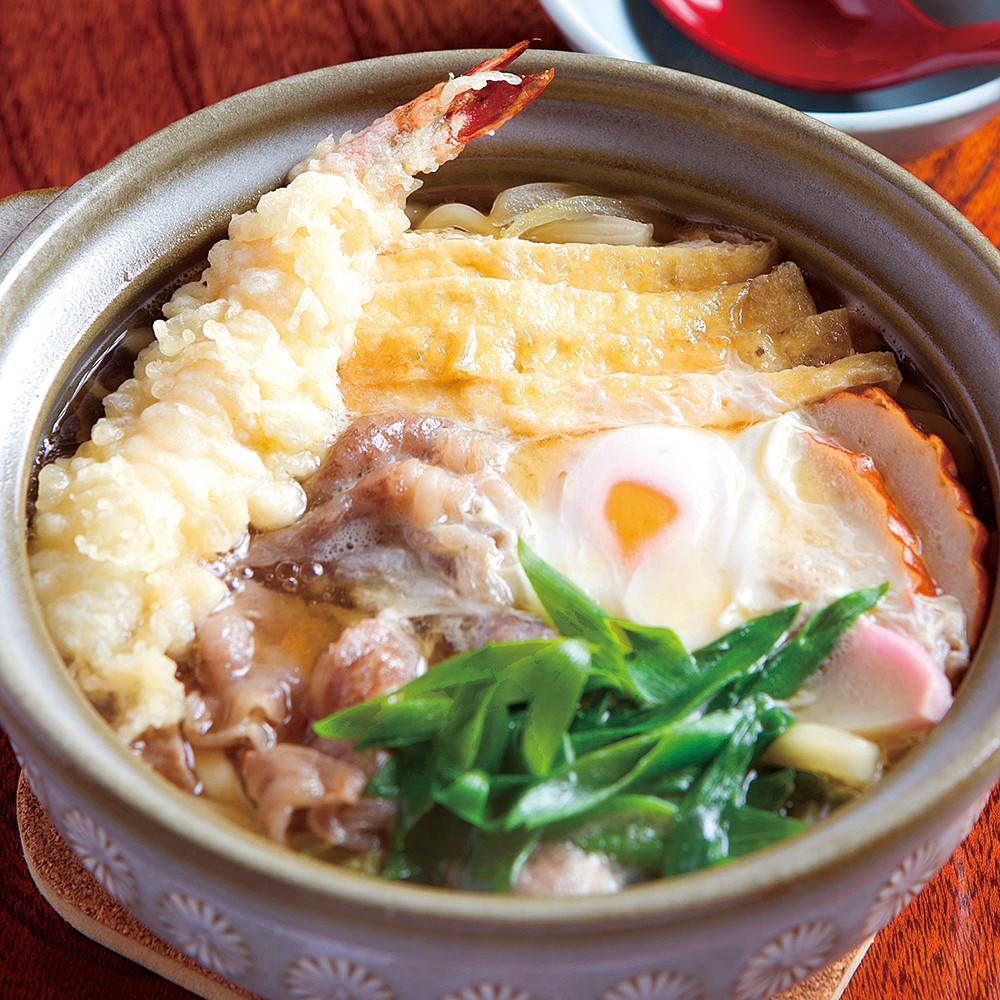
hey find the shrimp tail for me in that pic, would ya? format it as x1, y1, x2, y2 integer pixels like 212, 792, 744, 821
372, 39, 554, 155
455, 39, 555, 139
466, 38, 537, 75
293, 41, 553, 190
451, 66, 554, 144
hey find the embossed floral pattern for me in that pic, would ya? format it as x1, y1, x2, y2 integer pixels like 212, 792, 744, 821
732, 920, 838, 1000
10, 740, 49, 813
60, 807, 139, 908
603, 969, 705, 1000
285, 955, 397, 1000
156, 891, 253, 977
862, 840, 945, 938
440, 984, 536, 1000
23, 764, 49, 811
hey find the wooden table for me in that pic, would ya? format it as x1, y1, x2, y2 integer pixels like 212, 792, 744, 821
1, 1, 998, 997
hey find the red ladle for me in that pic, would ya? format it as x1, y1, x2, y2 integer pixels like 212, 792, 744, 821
649, 0, 1000, 92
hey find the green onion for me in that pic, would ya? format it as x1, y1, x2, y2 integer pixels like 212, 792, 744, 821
662, 697, 789, 875
313, 544, 886, 891
504, 710, 749, 831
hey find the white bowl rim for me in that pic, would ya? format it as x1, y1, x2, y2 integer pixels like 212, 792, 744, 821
538, 0, 1000, 135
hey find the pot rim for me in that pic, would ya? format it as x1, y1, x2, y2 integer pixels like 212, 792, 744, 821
1, 48, 998, 934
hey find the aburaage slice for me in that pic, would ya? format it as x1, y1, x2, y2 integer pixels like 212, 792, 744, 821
345, 261, 819, 382
342, 352, 902, 436
379, 230, 781, 292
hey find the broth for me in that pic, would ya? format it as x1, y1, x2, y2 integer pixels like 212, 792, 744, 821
28, 164, 991, 893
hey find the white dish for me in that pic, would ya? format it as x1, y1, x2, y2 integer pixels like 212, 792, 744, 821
539, 0, 1000, 160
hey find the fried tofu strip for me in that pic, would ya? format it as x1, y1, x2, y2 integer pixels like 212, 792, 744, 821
754, 308, 857, 371
343, 351, 902, 435
344, 261, 818, 382
379, 230, 781, 292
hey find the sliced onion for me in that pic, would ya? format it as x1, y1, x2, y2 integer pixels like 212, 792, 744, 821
489, 182, 590, 227
517, 216, 655, 246
500, 195, 654, 241
414, 203, 498, 236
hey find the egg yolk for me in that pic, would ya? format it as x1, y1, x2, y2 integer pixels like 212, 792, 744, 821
604, 480, 677, 558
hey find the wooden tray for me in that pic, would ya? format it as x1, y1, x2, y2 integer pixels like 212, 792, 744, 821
16, 773, 870, 1000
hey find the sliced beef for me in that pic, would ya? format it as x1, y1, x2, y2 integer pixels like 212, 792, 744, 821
308, 612, 426, 718
243, 451, 525, 616
307, 410, 511, 505
464, 609, 558, 647
513, 841, 624, 897
183, 583, 312, 751
134, 725, 199, 793
241, 743, 370, 844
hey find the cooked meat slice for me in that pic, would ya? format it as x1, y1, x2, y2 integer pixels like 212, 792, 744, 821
465, 609, 558, 647
184, 583, 318, 751
513, 841, 624, 897
241, 743, 369, 844
195, 603, 255, 688
134, 725, 199, 793
307, 797, 397, 853
308, 411, 511, 504
309, 612, 426, 717
243, 457, 525, 615
184, 654, 303, 752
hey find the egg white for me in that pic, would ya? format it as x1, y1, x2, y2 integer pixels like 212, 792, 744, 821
511, 415, 959, 653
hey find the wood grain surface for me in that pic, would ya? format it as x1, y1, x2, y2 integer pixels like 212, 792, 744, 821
1, 2, 998, 998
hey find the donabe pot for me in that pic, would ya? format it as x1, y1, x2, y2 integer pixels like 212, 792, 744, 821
0, 49, 998, 1000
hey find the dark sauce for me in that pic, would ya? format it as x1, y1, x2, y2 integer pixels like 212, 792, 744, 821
27, 259, 208, 520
